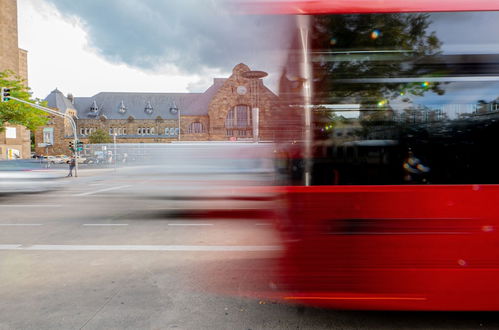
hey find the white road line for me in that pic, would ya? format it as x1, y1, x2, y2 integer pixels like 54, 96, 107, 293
0, 244, 282, 251
73, 185, 131, 196
83, 224, 129, 226
167, 223, 214, 226
0, 224, 43, 226
0, 205, 61, 208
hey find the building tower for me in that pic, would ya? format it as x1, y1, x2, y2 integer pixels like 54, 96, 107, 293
0, 0, 30, 160
0, 0, 28, 82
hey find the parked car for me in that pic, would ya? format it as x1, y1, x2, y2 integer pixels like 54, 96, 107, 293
83, 157, 101, 164
76, 156, 86, 164
56, 155, 70, 164
40, 156, 58, 164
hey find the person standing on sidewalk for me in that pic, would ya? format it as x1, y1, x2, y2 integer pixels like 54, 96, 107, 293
67, 157, 76, 177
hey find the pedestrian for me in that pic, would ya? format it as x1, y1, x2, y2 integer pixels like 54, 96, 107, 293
403, 149, 430, 183
67, 157, 76, 177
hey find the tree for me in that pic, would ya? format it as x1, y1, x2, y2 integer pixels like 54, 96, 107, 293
0, 70, 48, 131
88, 129, 112, 144
307, 13, 447, 142
310, 13, 445, 112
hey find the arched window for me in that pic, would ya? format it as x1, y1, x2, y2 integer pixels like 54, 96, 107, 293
225, 105, 252, 137
188, 122, 205, 134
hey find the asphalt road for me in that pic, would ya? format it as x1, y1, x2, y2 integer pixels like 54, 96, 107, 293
0, 167, 498, 329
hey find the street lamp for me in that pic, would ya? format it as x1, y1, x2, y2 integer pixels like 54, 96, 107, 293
113, 132, 117, 171
170, 103, 179, 140
241, 70, 268, 143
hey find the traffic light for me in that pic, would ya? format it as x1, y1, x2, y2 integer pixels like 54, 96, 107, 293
1, 87, 10, 102
76, 141, 83, 151
69, 141, 75, 152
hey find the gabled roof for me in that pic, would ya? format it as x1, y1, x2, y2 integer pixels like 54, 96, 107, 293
44, 88, 76, 112
183, 78, 226, 115
73, 92, 203, 120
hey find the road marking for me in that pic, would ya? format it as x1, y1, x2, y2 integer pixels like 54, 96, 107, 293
0, 224, 43, 226
167, 223, 213, 226
0, 244, 281, 251
0, 205, 61, 208
73, 185, 131, 196
284, 296, 426, 301
83, 224, 129, 226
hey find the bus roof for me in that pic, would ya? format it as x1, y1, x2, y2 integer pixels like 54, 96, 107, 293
240, 0, 499, 15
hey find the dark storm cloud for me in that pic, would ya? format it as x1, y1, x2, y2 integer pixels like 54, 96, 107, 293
44, 0, 293, 74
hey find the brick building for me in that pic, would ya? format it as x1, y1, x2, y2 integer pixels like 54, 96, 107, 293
35, 63, 278, 155
0, 0, 30, 159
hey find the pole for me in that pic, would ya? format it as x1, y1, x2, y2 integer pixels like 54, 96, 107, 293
113, 133, 117, 171
178, 109, 181, 141
8, 96, 79, 177
252, 107, 259, 143
298, 15, 313, 186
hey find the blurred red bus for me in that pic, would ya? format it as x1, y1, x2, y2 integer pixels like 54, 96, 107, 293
262, 0, 499, 310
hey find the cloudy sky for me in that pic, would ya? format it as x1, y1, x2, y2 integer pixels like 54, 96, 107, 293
18, 0, 293, 99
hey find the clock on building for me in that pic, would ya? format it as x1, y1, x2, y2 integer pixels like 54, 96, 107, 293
236, 85, 247, 95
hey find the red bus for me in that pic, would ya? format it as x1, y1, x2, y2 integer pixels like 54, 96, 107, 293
257, 0, 499, 310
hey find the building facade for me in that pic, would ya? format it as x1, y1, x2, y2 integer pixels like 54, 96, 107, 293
0, 0, 30, 160
35, 63, 278, 155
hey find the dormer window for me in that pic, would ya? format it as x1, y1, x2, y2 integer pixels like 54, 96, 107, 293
89, 100, 99, 113
145, 101, 153, 114
118, 100, 127, 114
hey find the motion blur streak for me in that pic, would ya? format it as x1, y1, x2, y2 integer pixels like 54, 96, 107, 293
284, 297, 427, 301
238, 0, 499, 14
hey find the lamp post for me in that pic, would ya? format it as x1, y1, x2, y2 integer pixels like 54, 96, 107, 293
113, 132, 117, 171
170, 104, 179, 141
241, 70, 268, 143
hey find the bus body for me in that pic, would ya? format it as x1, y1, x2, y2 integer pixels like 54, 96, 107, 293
261, 0, 499, 310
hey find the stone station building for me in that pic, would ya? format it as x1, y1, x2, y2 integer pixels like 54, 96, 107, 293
35, 63, 278, 156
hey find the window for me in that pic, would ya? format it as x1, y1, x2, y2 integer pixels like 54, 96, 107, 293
188, 122, 205, 134
236, 105, 250, 128
6, 127, 16, 139
42, 127, 53, 144
226, 109, 235, 128
225, 105, 252, 137
145, 102, 153, 114
165, 127, 178, 136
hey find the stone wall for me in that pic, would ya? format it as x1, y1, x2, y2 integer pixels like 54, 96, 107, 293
0, 0, 32, 158
35, 115, 213, 155
0, 0, 19, 74
0, 123, 30, 159
34, 115, 69, 156
18, 48, 27, 83
207, 63, 277, 141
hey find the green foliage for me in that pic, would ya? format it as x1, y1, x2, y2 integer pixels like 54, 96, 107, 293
0, 70, 48, 131
311, 13, 445, 106
88, 128, 112, 144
